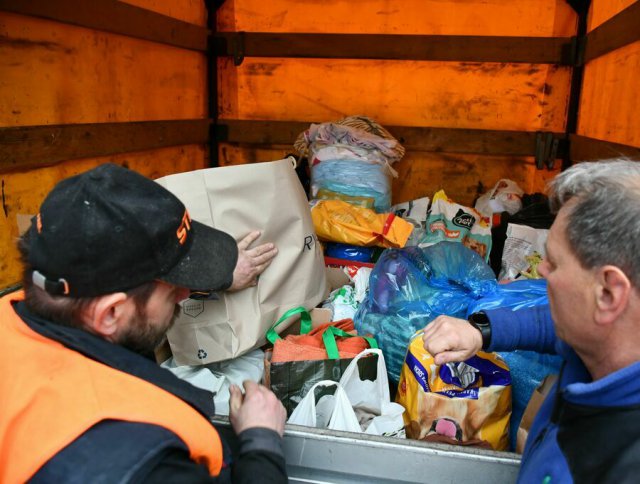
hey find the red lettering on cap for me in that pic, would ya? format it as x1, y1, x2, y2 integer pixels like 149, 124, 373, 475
176, 210, 192, 245
36, 213, 42, 234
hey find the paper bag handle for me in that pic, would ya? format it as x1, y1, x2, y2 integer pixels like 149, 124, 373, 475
322, 327, 378, 360
266, 306, 312, 344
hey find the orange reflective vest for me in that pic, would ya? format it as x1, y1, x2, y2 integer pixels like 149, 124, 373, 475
0, 292, 223, 483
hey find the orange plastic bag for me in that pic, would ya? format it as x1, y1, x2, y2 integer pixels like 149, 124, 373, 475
271, 319, 369, 363
311, 200, 413, 248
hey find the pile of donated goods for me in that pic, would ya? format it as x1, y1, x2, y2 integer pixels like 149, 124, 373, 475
161, 115, 561, 453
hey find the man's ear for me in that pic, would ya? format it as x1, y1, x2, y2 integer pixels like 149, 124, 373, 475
594, 266, 631, 326
81, 293, 129, 339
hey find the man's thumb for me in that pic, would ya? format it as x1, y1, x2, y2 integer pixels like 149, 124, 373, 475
229, 384, 243, 415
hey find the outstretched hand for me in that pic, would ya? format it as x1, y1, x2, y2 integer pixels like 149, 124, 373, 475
422, 315, 483, 365
229, 381, 286, 436
229, 231, 278, 291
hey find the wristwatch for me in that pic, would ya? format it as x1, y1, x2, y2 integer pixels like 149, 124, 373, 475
468, 311, 492, 350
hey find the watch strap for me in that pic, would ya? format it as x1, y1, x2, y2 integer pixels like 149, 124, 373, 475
468, 311, 492, 350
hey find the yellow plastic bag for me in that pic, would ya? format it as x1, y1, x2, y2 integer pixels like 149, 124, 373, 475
396, 331, 512, 450
311, 200, 413, 248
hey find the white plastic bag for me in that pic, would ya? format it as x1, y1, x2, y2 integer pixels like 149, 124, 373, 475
288, 380, 361, 432
419, 190, 492, 261
321, 285, 358, 321
339, 349, 406, 437
499, 223, 549, 281
161, 349, 265, 415
475, 179, 524, 217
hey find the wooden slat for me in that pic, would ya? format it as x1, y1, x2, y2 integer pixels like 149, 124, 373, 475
216, 119, 567, 157
215, 33, 574, 65
0, 120, 210, 172
570, 134, 640, 161
388, 127, 563, 157
0, 0, 208, 51
584, 1, 640, 62
216, 120, 309, 145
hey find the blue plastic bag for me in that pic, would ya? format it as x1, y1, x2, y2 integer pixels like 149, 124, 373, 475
325, 242, 375, 263
354, 241, 497, 383
467, 278, 550, 314
355, 245, 561, 451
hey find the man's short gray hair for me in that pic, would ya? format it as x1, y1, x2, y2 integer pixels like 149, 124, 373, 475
548, 159, 640, 287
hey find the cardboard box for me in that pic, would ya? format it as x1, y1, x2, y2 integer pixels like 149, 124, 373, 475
516, 374, 558, 453
326, 266, 351, 292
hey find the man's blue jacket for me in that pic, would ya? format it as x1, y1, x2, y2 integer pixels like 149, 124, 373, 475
485, 305, 640, 484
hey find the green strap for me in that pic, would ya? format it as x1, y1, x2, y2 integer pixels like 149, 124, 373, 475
265, 306, 312, 344
321, 326, 378, 360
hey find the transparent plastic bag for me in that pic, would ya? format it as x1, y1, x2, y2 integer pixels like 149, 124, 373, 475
311, 157, 393, 212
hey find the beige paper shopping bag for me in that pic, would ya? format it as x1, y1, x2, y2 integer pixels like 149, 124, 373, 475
156, 158, 327, 365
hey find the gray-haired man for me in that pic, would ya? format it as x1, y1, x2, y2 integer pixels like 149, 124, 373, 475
422, 160, 640, 483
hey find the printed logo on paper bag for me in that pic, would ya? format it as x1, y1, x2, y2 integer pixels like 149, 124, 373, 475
197, 349, 208, 360
182, 299, 205, 318
452, 209, 475, 229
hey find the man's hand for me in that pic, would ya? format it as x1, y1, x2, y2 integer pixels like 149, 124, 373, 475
422, 315, 483, 365
229, 231, 278, 291
229, 381, 286, 436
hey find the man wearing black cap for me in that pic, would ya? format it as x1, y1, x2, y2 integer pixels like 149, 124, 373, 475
0, 163, 287, 482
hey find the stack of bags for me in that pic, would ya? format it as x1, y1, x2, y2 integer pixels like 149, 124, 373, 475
295, 116, 415, 323
295, 116, 413, 257
294, 115, 405, 213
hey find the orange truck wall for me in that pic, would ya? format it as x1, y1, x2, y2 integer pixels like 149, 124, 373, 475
0, 0, 209, 289
216, 0, 576, 204
579, 0, 640, 147
1, 0, 639, 290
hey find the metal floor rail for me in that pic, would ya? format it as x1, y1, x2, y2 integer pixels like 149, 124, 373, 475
212, 418, 521, 483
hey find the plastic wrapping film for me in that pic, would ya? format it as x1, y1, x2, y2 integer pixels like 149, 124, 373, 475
311, 157, 393, 212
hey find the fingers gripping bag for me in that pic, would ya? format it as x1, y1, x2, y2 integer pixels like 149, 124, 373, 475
396, 332, 512, 450
467, 278, 563, 450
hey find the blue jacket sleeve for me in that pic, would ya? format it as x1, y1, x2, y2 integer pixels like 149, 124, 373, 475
484, 304, 557, 354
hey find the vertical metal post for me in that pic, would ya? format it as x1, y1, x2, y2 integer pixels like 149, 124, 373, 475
204, 0, 225, 167
564, 2, 590, 169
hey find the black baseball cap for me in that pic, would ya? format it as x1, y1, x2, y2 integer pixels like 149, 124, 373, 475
26, 163, 238, 297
